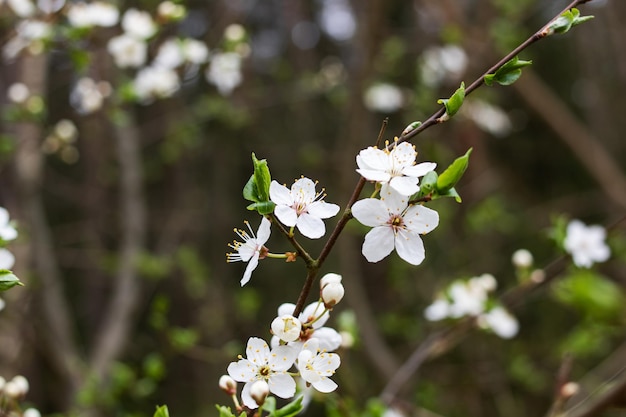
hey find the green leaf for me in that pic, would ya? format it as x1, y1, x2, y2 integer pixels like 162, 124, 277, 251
215, 405, 237, 417
416, 170, 438, 198
484, 56, 532, 86
553, 270, 625, 320
437, 82, 465, 117
433, 187, 462, 203
0, 270, 23, 292
401, 121, 422, 135
436, 148, 472, 193
269, 396, 304, 417
242, 174, 258, 203
548, 8, 593, 35
246, 201, 276, 215
252, 153, 272, 202
153, 405, 169, 417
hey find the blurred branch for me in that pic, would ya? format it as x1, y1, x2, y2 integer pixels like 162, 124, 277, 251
511, 69, 626, 211
89, 108, 146, 380
13, 53, 83, 406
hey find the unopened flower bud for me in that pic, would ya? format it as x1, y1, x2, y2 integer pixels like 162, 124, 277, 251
530, 269, 545, 284
271, 315, 302, 342
320, 273, 342, 290
512, 249, 533, 269
23, 408, 42, 417
6, 375, 29, 398
249, 380, 269, 406
322, 282, 345, 308
218, 375, 237, 395
339, 331, 354, 348
561, 381, 579, 398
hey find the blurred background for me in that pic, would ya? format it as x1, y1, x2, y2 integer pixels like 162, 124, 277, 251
0, 0, 625, 416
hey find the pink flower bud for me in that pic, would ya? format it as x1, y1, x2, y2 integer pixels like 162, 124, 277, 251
218, 375, 237, 395
250, 380, 270, 406
322, 282, 344, 308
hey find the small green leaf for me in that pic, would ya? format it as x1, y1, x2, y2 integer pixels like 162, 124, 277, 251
246, 201, 276, 215
401, 121, 422, 135
215, 405, 237, 417
153, 405, 170, 417
416, 170, 438, 198
435, 187, 462, 203
0, 270, 23, 292
484, 56, 532, 86
437, 82, 465, 117
436, 148, 472, 193
242, 174, 258, 202
269, 396, 304, 417
548, 8, 593, 35
252, 153, 272, 202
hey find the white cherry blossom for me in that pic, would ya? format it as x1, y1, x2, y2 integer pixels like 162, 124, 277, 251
107, 34, 147, 68
121, 8, 156, 39
351, 185, 439, 265
269, 178, 339, 239
0, 249, 16, 270
0, 208, 18, 242
272, 302, 342, 352
356, 141, 436, 196
133, 66, 180, 103
297, 338, 340, 393
227, 217, 271, 286
205, 52, 243, 96
271, 314, 302, 343
227, 337, 297, 409
478, 306, 519, 339
564, 219, 610, 268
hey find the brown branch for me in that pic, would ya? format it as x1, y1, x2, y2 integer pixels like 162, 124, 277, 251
89, 108, 146, 380
12, 53, 84, 408
511, 69, 626, 211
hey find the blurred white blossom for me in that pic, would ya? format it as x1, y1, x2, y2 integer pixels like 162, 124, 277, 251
133, 66, 180, 103
420, 45, 468, 87
462, 99, 512, 137
564, 219, 610, 268
363, 83, 404, 113
0, 249, 16, 270
157, 1, 186, 21
107, 34, 148, 68
7, 83, 30, 104
121, 8, 156, 39
206, 52, 243, 96
66, 2, 119, 28
70, 77, 111, 114
7, 0, 36, 17
478, 306, 519, 339
3, 19, 52, 60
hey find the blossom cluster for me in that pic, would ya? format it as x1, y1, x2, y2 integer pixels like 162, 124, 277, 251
222, 274, 345, 410
2, 0, 248, 114
424, 273, 519, 339
0, 206, 18, 313
0, 374, 40, 417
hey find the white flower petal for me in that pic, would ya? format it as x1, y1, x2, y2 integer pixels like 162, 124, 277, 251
391, 142, 416, 168
268, 345, 298, 371
291, 177, 316, 201
269, 181, 294, 206
274, 205, 298, 227
296, 213, 325, 239
356, 168, 391, 183
403, 205, 439, 234
351, 198, 387, 227
388, 175, 419, 196
256, 216, 272, 244
312, 327, 342, 351
356, 147, 389, 171
240, 254, 259, 286
394, 229, 425, 265
361, 226, 395, 262
241, 382, 259, 409
300, 302, 327, 327
268, 373, 296, 399
277, 303, 296, 316
307, 201, 339, 219
228, 359, 257, 382
402, 161, 437, 178
312, 377, 337, 393
246, 337, 270, 365
0, 249, 15, 270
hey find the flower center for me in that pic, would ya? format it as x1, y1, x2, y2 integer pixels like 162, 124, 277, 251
388, 214, 405, 233
259, 365, 270, 377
